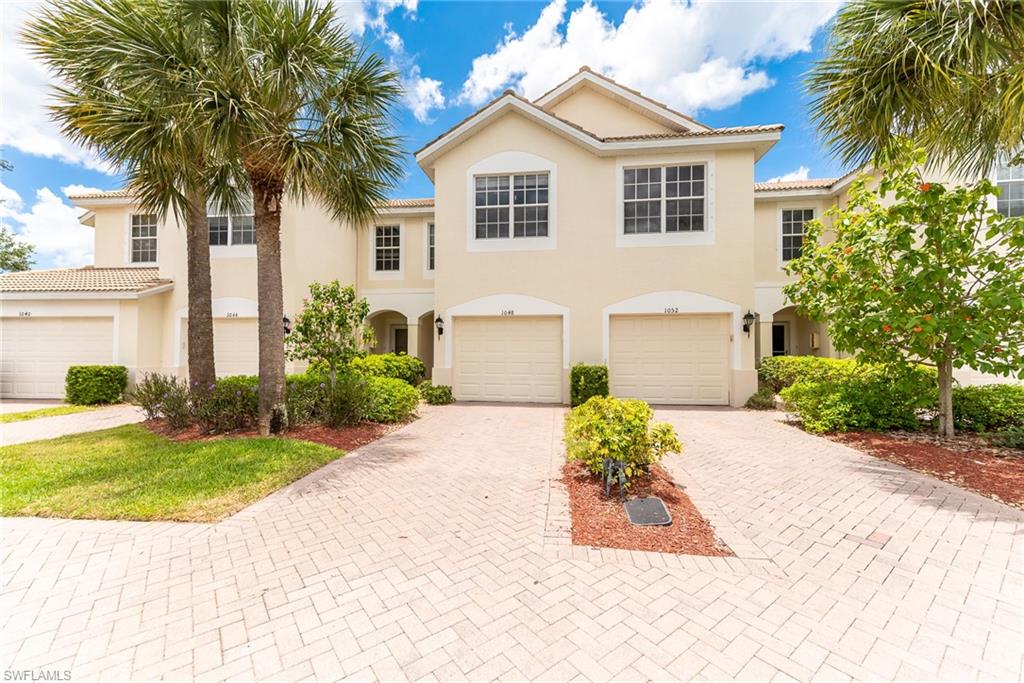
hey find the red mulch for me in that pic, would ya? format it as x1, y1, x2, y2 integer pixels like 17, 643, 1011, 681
833, 431, 1024, 508
144, 418, 397, 451
562, 461, 732, 556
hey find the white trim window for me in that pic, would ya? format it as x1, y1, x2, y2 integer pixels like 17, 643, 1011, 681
996, 161, 1023, 217
130, 214, 158, 264
474, 172, 549, 239
374, 225, 401, 271
781, 208, 813, 261
208, 194, 254, 246
427, 222, 435, 271
624, 164, 705, 234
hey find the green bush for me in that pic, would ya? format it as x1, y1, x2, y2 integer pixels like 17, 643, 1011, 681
745, 388, 777, 410
324, 371, 374, 427
952, 384, 1024, 432
418, 380, 454, 405
365, 376, 419, 423
65, 365, 128, 405
570, 363, 609, 407
757, 356, 854, 393
349, 353, 425, 385
563, 396, 682, 482
285, 373, 325, 426
780, 363, 936, 433
130, 373, 192, 429
991, 425, 1024, 450
194, 375, 259, 432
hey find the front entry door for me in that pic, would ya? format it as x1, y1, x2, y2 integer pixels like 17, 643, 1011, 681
772, 323, 788, 356
393, 327, 408, 354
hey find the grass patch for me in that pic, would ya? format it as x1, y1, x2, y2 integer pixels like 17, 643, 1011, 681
0, 424, 344, 522
0, 405, 96, 423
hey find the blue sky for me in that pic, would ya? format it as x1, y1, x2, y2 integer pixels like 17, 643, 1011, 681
1, 0, 845, 269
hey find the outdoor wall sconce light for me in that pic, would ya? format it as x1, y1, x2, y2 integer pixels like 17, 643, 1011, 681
435, 315, 444, 336
283, 316, 292, 335
742, 311, 755, 336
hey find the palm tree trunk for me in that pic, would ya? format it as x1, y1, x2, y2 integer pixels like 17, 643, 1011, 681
252, 177, 288, 435
185, 188, 216, 389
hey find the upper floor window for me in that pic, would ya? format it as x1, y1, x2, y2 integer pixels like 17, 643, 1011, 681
208, 194, 254, 246
624, 164, 705, 234
427, 222, 435, 270
375, 225, 400, 271
996, 161, 1023, 217
130, 214, 158, 263
781, 208, 813, 261
474, 172, 549, 239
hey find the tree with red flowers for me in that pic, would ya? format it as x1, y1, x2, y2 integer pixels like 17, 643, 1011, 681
784, 145, 1024, 437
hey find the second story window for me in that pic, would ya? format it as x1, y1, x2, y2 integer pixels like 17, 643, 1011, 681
427, 222, 435, 270
781, 208, 813, 261
474, 172, 549, 239
375, 225, 400, 271
996, 161, 1023, 217
130, 214, 158, 263
208, 194, 254, 246
624, 164, 705, 234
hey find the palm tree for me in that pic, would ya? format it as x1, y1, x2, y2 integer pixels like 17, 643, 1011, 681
24, 0, 234, 389
808, 0, 1024, 177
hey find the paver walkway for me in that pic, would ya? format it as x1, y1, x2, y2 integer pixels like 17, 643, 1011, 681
1, 405, 1021, 681
0, 404, 144, 446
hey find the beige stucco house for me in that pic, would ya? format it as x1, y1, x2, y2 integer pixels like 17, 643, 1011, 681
2, 68, 1019, 403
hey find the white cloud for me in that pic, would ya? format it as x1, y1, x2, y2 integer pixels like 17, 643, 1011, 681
61, 184, 104, 197
766, 166, 811, 182
458, 0, 839, 114
0, 2, 115, 174
0, 182, 93, 268
403, 66, 446, 123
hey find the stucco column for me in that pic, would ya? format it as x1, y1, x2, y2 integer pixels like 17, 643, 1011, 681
758, 318, 774, 361
406, 323, 419, 359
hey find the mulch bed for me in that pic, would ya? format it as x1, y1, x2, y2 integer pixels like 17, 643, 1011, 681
833, 431, 1024, 508
562, 460, 732, 556
145, 418, 397, 451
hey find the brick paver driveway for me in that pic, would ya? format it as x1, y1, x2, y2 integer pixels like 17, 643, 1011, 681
2, 405, 1021, 681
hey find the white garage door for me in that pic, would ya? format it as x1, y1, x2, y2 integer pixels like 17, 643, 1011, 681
1, 317, 115, 398
454, 316, 562, 403
183, 318, 259, 376
610, 314, 730, 405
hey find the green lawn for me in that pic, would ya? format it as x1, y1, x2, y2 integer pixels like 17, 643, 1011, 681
0, 424, 343, 522
0, 405, 96, 423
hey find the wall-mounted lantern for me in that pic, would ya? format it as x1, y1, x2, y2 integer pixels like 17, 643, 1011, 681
435, 315, 444, 336
742, 311, 755, 336
283, 316, 292, 335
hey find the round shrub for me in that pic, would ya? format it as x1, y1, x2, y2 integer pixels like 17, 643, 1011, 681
745, 388, 777, 410
194, 375, 259, 432
130, 373, 192, 429
65, 365, 128, 405
418, 380, 454, 405
952, 384, 1024, 432
285, 373, 326, 426
365, 376, 419, 423
349, 353, 425, 385
570, 363, 609, 407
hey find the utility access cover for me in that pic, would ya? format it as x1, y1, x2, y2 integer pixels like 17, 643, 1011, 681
624, 497, 672, 526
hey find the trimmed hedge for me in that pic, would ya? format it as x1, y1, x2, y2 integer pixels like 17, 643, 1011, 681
570, 363, 609, 407
757, 356, 854, 393
65, 365, 128, 405
349, 353, 425, 385
779, 363, 936, 433
952, 384, 1024, 432
418, 380, 454, 405
365, 376, 419, 423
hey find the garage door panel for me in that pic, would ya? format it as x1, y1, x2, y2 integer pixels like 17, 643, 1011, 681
1, 317, 115, 398
454, 316, 562, 403
610, 314, 729, 405
181, 318, 259, 377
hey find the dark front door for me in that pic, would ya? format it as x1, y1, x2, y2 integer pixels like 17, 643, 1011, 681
393, 327, 408, 354
771, 323, 787, 356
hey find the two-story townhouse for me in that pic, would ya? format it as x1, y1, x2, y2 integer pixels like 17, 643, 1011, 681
2, 67, 1019, 401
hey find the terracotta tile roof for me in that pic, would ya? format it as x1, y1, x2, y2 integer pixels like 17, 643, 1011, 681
604, 124, 785, 142
382, 198, 434, 208
64, 189, 132, 200
753, 178, 839, 192
0, 267, 171, 293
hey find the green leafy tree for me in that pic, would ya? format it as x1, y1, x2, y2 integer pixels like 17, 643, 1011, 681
0, 227, 34, 272
808, 1, 1024, 177
286, 281, 374, 387
784, 147, 1024, 437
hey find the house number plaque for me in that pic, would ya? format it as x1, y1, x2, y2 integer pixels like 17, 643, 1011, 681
500, 309, 515, 316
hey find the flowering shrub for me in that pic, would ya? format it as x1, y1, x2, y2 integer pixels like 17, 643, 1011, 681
130, 374, 192, 429
563, 396, 681, 482
193, 376, 259, 432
